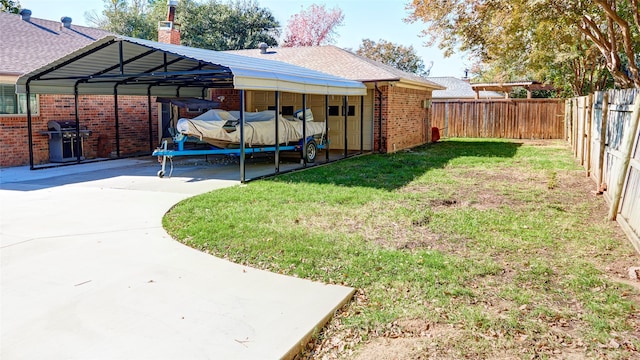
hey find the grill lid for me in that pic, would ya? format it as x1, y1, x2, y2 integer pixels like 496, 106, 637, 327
48, 120, 77, 132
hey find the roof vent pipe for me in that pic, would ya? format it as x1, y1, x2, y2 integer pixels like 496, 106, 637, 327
61, 16, 72, 29
20, 9, 32, 21
259, 42, 268, 54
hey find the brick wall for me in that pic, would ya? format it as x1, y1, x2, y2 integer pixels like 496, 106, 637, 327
372, 86, 387, 152
382, 86, 431, 153
0, 94, 158, 167
158, 29, 181, 45
210, 89, 242, 111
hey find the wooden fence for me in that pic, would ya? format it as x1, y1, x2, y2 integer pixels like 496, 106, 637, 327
566, 88, 640, 253
432, 99, 566, 139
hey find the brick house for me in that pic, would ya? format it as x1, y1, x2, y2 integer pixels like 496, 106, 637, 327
227, 46, 445, 153
3, 5, 442, 169
0, 10, 167, 167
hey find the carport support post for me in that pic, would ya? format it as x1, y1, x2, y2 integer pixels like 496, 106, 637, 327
325, 95, 329, 161
343, 96, 348, 158
74, 84, 81, 162
114, 86, 121, 157
302, 94, 307, 166
274, 91, 280, 173
147, 86, 154, 151
239, 90, 246, 183
360, 96, 364, 154
26, 82, 34, 169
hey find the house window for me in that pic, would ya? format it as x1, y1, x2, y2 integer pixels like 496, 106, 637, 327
342, 105, 355, 116
281, 106, 294, 116
328, 106, 340, 116
0, 84, 39, 115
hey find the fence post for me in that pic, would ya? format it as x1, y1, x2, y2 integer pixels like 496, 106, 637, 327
598, 92, 609, 190
571, 98, 580, 158
585, 94, 594, 176
608, 93, 640, 221
580, 97, 588, 166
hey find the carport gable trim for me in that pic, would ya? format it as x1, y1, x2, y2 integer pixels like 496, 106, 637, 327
17, 36, 366, 96
17, 37, 235, 95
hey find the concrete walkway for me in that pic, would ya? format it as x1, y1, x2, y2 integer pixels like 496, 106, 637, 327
0, 158, 354, 359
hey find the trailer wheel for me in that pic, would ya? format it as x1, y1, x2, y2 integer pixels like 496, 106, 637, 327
157, 170, 165, 178
305, 139, 317, 163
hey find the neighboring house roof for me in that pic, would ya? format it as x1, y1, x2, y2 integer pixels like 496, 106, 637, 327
227, 46, 445, 91
0, 11, 112, 76
428, 77, 504, 99
17, 36, 366, 97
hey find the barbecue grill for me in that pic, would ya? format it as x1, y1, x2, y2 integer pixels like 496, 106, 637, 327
41, 120, 91, 162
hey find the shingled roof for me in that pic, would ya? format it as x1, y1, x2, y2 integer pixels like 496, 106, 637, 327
227, 45, 444, 90
0, 11, 112, 76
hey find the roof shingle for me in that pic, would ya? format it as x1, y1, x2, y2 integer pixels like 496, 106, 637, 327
228, 46, 444, 90
0, 11, 112, 76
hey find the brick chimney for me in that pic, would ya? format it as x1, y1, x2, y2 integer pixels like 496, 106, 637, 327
158, 0, 180, 45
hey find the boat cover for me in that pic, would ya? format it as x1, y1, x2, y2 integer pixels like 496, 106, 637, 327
176, 109, 324, 147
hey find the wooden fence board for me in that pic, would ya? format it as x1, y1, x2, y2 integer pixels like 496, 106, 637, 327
432, 99, 565, 139
567, 88, 640, 254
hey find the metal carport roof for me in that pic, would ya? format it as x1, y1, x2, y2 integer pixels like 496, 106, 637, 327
15, 36, 367, 96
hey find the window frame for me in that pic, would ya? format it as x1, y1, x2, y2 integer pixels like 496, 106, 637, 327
0, 83, 39, 116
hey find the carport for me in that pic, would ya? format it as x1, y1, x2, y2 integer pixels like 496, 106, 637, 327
16, 36, 366, 182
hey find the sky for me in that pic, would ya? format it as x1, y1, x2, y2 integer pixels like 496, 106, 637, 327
17, 0, 470, 77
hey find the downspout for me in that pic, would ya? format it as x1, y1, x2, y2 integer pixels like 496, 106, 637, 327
374, 82, 383, 153
325, 95, 329, 161
343, 96, 348, 157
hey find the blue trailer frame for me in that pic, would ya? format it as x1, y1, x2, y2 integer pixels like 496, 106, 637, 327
152, 134, 325, 178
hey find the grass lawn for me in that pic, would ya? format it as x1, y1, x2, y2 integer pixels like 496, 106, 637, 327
163, 139, 640, 359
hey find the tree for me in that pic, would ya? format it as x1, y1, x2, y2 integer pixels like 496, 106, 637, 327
1, 0, 20, 13
86, 0, 279, 50
405, 0, 639, 92
86, 0, 157, 40
281, 4, 344, 47
573, 0, 640, 88
356, 39, 428, 76
179, 0, 280, 50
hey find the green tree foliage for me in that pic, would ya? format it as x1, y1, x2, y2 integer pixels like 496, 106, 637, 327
179, 0, 279, 50
281, 4, 344, 47
356, 39, 428, 76
86, 0, 157, 40
406, 0, 639, 94
1, 0, 21, 13
87, 0, 279, 50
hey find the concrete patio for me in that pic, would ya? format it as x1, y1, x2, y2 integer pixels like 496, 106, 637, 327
0, 157, 354, 359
